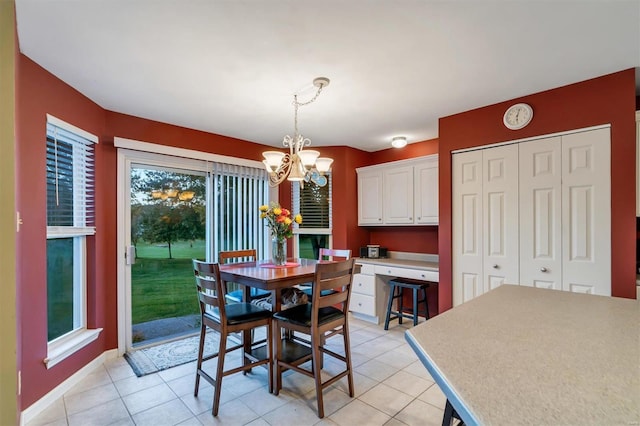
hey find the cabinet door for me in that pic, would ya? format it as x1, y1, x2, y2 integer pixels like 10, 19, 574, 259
482, 144, 519, 293
561, 128, 611, 295
414, 158, 439, 224
519, 136, 562, 290
453, 150, 483, 306
358, 170, 383, 225
383, 165, 414, 224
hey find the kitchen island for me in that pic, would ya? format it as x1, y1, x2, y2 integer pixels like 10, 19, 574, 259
406, 284, 639, 425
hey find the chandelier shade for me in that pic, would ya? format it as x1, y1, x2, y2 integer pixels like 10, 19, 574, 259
262, 77, 333, 187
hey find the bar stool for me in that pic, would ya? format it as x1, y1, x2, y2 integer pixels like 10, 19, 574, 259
384, 278, 431, 330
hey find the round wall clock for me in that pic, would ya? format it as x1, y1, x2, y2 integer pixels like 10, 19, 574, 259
503, 103, 533, 130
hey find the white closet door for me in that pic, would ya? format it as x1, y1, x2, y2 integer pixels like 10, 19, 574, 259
561, 128, 611, 295
482, 144, 520, 292
453, 150, 483, 306
519, 136, 563, 290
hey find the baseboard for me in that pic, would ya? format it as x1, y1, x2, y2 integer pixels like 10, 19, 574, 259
20, 349, 118, 425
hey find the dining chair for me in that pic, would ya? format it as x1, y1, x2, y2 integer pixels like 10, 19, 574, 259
272, 258, 356, 418
219, 249, 271, 304
192, 259, 273, 416
299, 248, 352, 297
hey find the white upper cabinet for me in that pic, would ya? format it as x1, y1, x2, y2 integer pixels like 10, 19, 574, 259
414, 156, 439, 224
357, 155, 438, 226
357, 169, 384, 225
383, 165, 414, 224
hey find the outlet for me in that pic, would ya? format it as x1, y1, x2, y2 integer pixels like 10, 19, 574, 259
18, 370, 21, 395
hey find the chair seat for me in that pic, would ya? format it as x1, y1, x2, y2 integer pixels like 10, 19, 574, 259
206, 303, 272, 325
225, 288, 270, 303
273, 303, 344, 327
300, 286, 337, 297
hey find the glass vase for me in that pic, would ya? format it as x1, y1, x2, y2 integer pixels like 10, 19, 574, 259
272, 237, 287, 266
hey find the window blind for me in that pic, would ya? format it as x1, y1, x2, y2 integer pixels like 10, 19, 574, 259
292, 176, 332, 229
210, 162, 269, 260
46, 121, 96, 234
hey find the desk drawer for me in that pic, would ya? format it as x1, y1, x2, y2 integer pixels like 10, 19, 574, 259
374, 265, 439, 282
353, 274, 375, 296
350, 293, 376, 316
356, 263, 375, 275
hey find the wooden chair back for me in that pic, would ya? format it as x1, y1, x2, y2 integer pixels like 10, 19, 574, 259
219, 249, 257, 264
311, 258, 356, 314
192, 259, 225, 323
318, 248, 351, 261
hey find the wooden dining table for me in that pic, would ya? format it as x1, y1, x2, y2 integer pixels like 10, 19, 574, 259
218, 257, 320, 311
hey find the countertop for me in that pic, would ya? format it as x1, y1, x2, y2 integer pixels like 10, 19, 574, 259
354, 252, 439, 271
405, 285, 640, 425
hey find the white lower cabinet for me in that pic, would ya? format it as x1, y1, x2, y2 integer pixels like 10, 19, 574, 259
349, 263, 388, 324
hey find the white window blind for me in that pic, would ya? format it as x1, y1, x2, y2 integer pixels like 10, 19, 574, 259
210, 162, 269, 260
46, 120, 96, 235
292, 177, 332, 230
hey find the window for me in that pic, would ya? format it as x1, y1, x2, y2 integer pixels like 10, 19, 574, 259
292, 176, 332, 259
45, 115, 100, 368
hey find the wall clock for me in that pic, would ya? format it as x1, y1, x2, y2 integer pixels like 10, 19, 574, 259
503, 103, 533, 130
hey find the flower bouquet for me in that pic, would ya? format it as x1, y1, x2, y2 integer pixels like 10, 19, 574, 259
259, 202, 302, 265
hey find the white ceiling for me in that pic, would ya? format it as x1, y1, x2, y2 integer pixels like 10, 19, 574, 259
15, 0, 640, 152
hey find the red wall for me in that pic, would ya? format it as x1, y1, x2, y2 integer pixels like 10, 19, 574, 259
438, 69, 637, 313
16, 55, 108, 408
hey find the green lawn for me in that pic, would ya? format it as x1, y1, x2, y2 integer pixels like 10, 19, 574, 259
131, 240, 205, 324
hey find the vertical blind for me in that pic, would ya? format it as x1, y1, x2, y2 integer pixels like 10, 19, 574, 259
46, 121, 96, 234
210, 162, 269, 260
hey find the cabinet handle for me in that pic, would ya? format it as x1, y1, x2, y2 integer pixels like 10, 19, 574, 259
409, 217, 412, 220
378, 218, 382, 221
540, 267, 548, 272
493, 264, 499, 269
358, 283, 362, 286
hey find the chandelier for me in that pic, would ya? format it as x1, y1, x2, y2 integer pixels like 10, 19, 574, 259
262, 77, 334, 187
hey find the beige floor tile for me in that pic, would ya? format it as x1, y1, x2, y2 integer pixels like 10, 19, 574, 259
261, 399, 323, 426
329, 399, 391, 426
158, 360, 197, 382
64, 366, 113, 396
417, 383, 447, 409
353, 336, 400, 359
384, 418, 409, 426
121, 382, 177, 414
107, 417, 136, 426
354, 359, 400, 383
383, 370, 433, 398
197, 398, 259, 425
131, 398, 194, 426
401, 361, 435, 382
373, 347, 416, 370
244, 418, 271, 426
358, 383, 413, 417
113, 372, 164, 396
394, 398, 444, 426
25, 397, 66, 426
106, 363, 137, 382
301, 385, 353, 417
238, 385, 293, 416
180, 384, 237, 416
176, 417, 204, 426
167, 373, 208, 397
64, 382, 121, 415
67, 398, 130, 426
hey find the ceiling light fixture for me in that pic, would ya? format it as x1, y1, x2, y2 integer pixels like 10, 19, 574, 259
262, 77, 333, 187
391, 136, 408, 148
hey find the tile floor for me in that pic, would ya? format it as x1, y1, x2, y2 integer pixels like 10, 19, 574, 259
27, 316, 453, 426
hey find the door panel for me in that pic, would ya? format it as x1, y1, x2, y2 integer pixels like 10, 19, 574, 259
453, 150, 483, 306
562, 128, 611, 295
482, 144, 519, 292
519, 137, 562, 289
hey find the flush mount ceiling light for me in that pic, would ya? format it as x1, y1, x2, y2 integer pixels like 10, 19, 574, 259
262, 77, 334, 187
391, 136, 408, 148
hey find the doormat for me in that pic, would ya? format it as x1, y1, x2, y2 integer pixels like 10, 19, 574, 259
125, 332, 223, 377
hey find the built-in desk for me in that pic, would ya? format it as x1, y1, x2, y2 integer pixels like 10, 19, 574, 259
351, 253, 438, 323
406, 285, 640, 425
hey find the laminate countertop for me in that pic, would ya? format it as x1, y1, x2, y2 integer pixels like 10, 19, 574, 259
406, 285, 640, 425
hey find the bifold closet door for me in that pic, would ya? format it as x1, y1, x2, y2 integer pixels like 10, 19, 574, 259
453, 144, 519, 306
482, 145, 519, 292
561, 128, 611, 295
519, 136, 563, 290
453, 150, 483, 306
